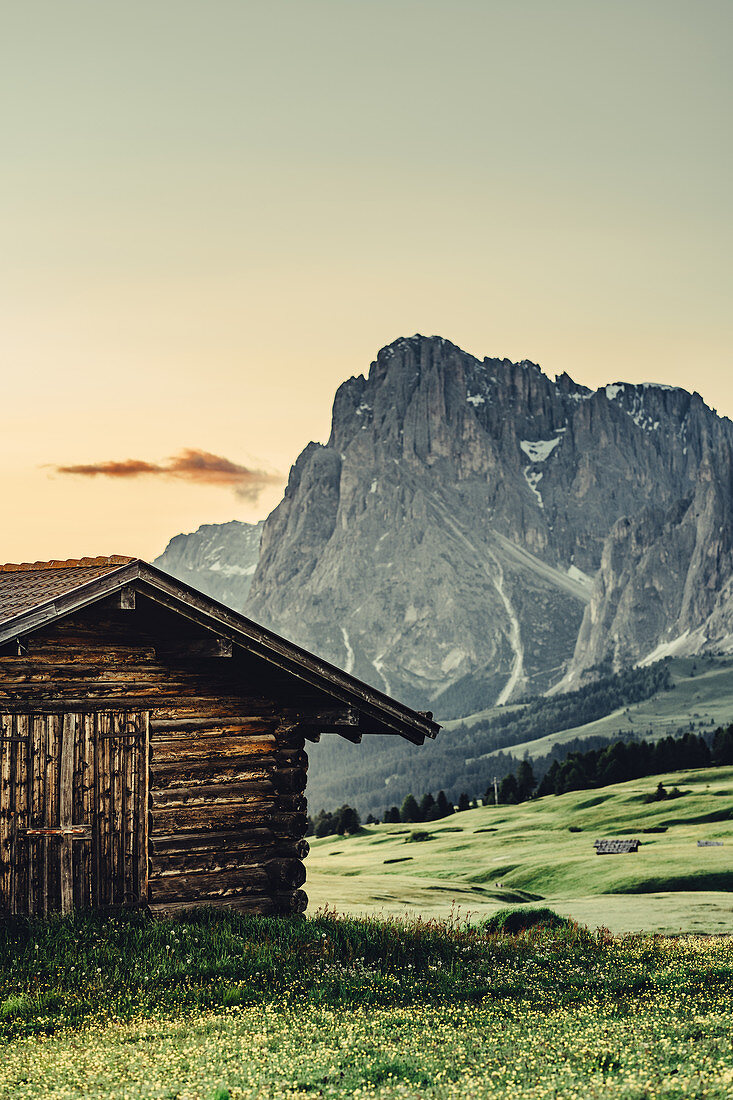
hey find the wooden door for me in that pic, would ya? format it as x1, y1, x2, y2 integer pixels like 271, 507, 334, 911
0, 710, 149, 916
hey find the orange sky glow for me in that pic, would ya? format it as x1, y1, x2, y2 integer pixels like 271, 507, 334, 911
1, 1, 731, 564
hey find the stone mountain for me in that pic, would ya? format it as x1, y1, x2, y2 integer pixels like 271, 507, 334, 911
154, 519, 263, 609
243, 335, 733, 718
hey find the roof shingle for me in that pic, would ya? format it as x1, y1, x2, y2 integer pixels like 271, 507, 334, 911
0, 557, 136, 624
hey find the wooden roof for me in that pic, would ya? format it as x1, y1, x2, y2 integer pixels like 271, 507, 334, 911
0, 558, 135, 621
0, 557, 439, 745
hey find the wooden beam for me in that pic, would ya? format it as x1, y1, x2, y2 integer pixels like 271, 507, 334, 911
117, 589, 136, 611
151, 716, 275, 732
59, 714, 75, 915
319, 728, 362, 744
286, 707, 359, 727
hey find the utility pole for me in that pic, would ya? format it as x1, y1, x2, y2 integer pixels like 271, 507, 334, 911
493, 776, 499, 805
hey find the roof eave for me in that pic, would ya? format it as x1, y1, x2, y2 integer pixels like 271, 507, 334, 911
0, 561, 440, 743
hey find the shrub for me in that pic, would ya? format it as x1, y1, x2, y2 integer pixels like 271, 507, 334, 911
482, 907, 572, 935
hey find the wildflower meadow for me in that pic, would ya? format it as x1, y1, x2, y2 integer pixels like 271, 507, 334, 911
1, 908, 733, 1098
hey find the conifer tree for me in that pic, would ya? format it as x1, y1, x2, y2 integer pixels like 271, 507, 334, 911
436, 790, 453, 817
400, 794, 421, 823
516, 759, 536, 801
498, 775, 519, 804
419, 792, 436, 820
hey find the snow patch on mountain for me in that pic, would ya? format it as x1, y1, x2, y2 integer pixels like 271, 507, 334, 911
523, 467, 544, 508
520, 437, 561, 462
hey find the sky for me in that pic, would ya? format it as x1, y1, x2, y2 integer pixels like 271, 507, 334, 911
2, 0, 731, 563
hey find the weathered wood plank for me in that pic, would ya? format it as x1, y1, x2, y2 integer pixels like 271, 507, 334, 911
81, 713, 94, 910
150, 762, 272, 791
150, 847, 278, 877
149, 866, 270, 902
271, 813, 309, 839
151, 736, 277, 764
275, 888, 308, 914
150, 748, 306, 785
0, 714, 11, 912
0, 648, 158, 666
151, 780, 277, 808
137, 711, 150, 906
148, 895, 276, 917
42, 715, 52, 915
0, 697, 274, 718
92, 712, 101, 908
122, 715, 134, 905
15, 716, 29, 915
274, 793, 307, 814
264, 858, 306, 889
71, 709, 83, 910
59, 713, 74, 915
30, 714, 43, 915
150, 827, 273, 853
111, 715, 123, 905
150, 717, 277, 733
98, 712, 111, 906
150, 766, 306, 796
150, 842, 305, 876
150, 801, 278, 834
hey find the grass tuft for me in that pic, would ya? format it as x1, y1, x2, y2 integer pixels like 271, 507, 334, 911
0, 994, 33, 1022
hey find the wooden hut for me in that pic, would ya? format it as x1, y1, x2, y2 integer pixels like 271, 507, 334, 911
0, 557, 438, 918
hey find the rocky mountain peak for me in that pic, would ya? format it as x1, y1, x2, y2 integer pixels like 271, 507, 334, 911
154, 519, 263, 610
154, 335, 733, 725
247, 336, 733, 717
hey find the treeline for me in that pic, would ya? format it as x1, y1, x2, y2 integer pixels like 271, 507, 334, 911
497, 723, 733, 802
308, 722, 733, 831
306, 805, 361, 838
305, 658, 680, 818
382, 790, 478, 823
308, 790, 479, 835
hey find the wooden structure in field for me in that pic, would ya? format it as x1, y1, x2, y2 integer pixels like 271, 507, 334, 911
593, 839, 639, 854
0, 557, 438, 917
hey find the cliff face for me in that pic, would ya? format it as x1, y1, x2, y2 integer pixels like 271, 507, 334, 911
154, 520, 263, 610
246, 335, 733, 716
565, 445, 733, 683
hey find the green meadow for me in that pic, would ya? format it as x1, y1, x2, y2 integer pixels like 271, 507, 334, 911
2, 767, 733, 1098
307, 765, 733, 934
2, 910, 733, 1099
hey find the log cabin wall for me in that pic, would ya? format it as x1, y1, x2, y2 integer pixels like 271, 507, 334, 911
0, 593, 316, 917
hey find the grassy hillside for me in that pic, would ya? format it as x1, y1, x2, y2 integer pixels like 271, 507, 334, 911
475, 655, 733, 762
306, 764, 733, 934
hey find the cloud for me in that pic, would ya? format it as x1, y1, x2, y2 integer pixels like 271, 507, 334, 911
54, 448, 282, 502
